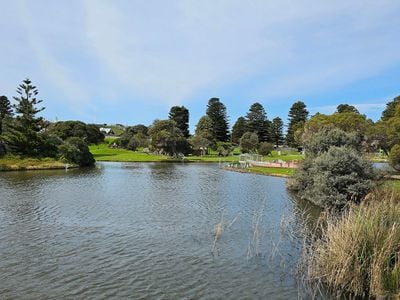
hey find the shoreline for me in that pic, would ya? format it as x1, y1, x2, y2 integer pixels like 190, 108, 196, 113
222, 166, 292, 178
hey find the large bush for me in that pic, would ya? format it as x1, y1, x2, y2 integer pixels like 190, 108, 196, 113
289, 126, 374, 208
302, 125, 361, 156
289, 147, 374, 207
389, 144, 400, 171
58, 137, 95, 167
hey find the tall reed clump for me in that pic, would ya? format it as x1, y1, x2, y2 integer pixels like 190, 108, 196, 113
306, 188, 400, 298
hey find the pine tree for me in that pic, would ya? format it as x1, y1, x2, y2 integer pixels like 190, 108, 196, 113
286, 101, 308, 147
206, 98, 229, 142
0, 96, 13, 135
270, 117, 284, 147
4, 79, 45, 156
245, 102, 270, 142
231, 117, 247, 144
169, 106, 190, 138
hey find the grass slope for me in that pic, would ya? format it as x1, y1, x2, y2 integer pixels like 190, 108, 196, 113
90, 142, 304, 163
0, 155, 71, 171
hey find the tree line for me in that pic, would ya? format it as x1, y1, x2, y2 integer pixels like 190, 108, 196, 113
1, 78, 399, 163
0, 79, 102, 166
113, 97, 310, 157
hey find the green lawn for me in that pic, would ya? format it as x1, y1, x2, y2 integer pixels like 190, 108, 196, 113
90, 142, 304, 163
248, 166, 295, 177
0, 155, 71, 171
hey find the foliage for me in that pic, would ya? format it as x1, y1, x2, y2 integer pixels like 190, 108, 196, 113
303, 125, 361, 156
286, 101, 308, 147
389, 144, 400, 171
58, 137, 95, 167
169, 106, 189, 138
190, 133, 213, 155
0, 96, 13, 135
270, 117, 284, 147
306, 189, 400, 298
336, 104, 359, 114
288, 146, 374, 207
216, 141, 233, 157
305, 112, 371, 135
206, 98, 229, 142
240, 132, 259, 153
258, 142, 273, 156
148, 119, 186, 156
47, 121, 105, 144
3, 79, 46, 156
245, 102, 270, 142
231, 117, 247, 144
38, 133, 63, 158
381, 95, 400, 121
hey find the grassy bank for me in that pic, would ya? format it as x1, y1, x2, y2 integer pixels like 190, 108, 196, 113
305, 188, 400, 298
0, 155, 73, 171
223, 166, 295, 177
89, 142, 303, 163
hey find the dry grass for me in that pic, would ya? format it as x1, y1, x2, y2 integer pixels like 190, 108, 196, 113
303, 188, 400, 298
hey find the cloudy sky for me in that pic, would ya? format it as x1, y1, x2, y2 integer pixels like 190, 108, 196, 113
1, 0, 399, 132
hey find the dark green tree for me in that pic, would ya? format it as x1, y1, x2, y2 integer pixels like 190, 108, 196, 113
231, 117, 247, 144
206, 98, 229, 142
245, 102, 270, 142
169, 106, 189, 138
286, 101, 308, 147
336, 104, 359, 114
58, 137, 95, 167
4, 79, 45, 156
381, 96, 400, 120
240, 132, 259, 153
270, 117, 284, 147
148, 119, 187, 156
0, 96, 13, 135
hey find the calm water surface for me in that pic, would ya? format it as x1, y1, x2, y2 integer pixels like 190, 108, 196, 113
0, 162, 317, 299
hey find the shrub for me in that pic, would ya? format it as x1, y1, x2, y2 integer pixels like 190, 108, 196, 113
58, 137, 95, 167
305, 189, 400, 298
303, 125, 361, 157
240, 132, 258, 153
288, 146, 374, 207
389, 144, 400, 171
258, 142, 273, 156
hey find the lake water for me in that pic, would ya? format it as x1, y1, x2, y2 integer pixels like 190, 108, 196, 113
0, 162, 318, 299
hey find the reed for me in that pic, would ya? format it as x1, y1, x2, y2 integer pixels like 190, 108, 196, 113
303, 188, 400, 298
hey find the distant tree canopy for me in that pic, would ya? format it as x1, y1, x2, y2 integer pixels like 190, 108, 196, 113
336, 104, 359, 114
0, 96, 13, 135
47, 121, 104, 144
1, 79, 95, 166
304, 112, 371, 136
270, 117, 284, 147
245, 102, 270, 142
148, 119, 189, 156
231, 117, 247, 145
206, 98, 229, 142
381, 95, 400, 121
286, 101, 308, 147
169, 106, 189, 138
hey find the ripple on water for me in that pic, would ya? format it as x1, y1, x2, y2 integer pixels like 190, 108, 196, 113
0, 162, 317, 299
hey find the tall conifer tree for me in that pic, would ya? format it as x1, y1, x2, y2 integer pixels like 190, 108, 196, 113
206, 98, 229, 142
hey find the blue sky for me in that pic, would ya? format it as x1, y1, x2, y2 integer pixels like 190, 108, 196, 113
1, 0, 399, 133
